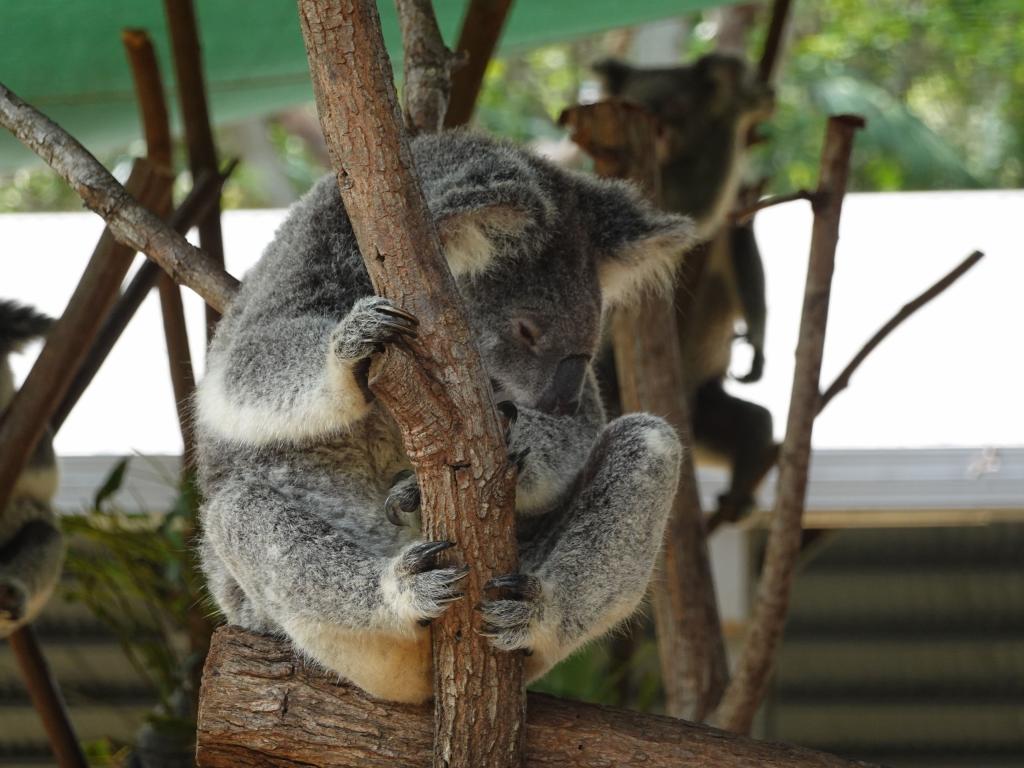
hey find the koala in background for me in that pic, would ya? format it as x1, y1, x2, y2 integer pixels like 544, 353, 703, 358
595, 53, 777, 520
197, 131, 695, 703
0, 301, 64, 637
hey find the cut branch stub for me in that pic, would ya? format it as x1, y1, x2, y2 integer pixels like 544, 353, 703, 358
295, 2, 524, 767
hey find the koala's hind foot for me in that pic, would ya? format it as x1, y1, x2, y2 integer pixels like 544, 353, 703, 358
332, 296, 418, 362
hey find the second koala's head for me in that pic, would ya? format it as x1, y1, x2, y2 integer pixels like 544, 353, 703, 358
413, 132, 695, 415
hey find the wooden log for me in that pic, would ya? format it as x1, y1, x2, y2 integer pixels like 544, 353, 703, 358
561, 100, 728, 721
197, 626, 879, 768
295, 2, 524, 766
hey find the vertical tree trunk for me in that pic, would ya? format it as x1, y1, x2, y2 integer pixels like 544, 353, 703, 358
714, 115, 865, 734
561, 101, 729, 721
294, 2, 525, 766
444, 0, 514, 127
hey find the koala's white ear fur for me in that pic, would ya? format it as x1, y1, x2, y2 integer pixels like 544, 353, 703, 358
598, 219, 696, 307
437, 204, 532, 277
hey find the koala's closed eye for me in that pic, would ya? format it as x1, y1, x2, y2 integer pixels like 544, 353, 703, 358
512, 318, 542, 352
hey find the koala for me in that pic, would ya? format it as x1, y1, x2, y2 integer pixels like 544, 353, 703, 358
196, 131, 693, 703
595, 53, 776, 520
0, 301, 64, 638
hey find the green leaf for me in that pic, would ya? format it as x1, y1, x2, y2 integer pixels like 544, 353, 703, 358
93, 457, 130, 509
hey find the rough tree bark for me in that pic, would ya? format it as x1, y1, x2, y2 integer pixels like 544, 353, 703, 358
444, 0, 514, 128
395, 0, 460, 133
164, 0, 227, 337
560, 100, 729, 721
713, 115, 865, 734
294, 2, 524, 767
197, 627, 880, 768
0, 83, 238, 313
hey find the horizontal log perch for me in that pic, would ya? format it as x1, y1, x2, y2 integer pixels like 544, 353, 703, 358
197, 627, 877, 768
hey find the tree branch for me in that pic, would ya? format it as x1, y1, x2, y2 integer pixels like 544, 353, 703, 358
395, 0, 460, 133
561, 100, 728, 721
757, 0, 794, 85
0, 82, 239, 313
444, 0, 514, 128
731, 189, 817, 224
819, 249, 984, 411
714, 115, 865, 734
294, 2, 523, 767
197, 627, 880, 768
164, 0, 227, 335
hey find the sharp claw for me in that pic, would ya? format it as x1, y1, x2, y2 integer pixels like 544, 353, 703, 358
385, 493, 407, 526
377, 319, 419, 338
377, 304, 420, 325
418, 618, 433, 627
451, 565, 471, 582
496, 400, 518, 429
405, 540, 454, 571
436, 592, 465, 605
484, 573, 541, 599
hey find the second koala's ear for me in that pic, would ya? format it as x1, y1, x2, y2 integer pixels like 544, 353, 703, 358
580, 177, 697, 307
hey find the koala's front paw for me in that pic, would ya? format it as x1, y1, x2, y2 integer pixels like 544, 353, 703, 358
383, 541, 469, 628
0, 580, 26, 634
333, 296, 419, 362
478, 573, 544, 653
385, 470, 421, 527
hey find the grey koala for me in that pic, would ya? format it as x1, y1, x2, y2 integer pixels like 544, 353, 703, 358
0, 301, 64, 638
595, 54, 777, 520
196, 131, 694, 703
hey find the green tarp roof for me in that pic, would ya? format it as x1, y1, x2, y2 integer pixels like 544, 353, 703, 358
1, 0, 724, 169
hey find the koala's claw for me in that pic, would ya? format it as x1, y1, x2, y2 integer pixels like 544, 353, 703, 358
334, 297, 419, 362
385, 470, 421, 527
496, 400, 518, 440
478, 573, 543, 653
508, 447, 531, 474
400, 540, 456, 574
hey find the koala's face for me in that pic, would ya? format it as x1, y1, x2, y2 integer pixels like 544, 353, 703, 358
459, 226, 603, 415
416, 132, 696, 415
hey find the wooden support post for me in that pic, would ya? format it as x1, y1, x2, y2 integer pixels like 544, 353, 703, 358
561, 100, 728, 721
295, 2, 524, 767
197, 627, 880, 768
444, 0, 514, 127
164, 0, 226, 337
714, 115, 865, 734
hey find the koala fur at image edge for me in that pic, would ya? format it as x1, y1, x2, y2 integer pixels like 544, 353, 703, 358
197, 130, 696, 703
0, 301, 64, 638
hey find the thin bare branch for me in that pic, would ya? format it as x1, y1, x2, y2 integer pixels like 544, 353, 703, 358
444, 0, 514, 128
714, 115, 865, 734
164, 0, 227, 335
395, 0, 460, 133
732, 189, 817, 224
757, 0, 795, 85
0, 82, 239, 313
294, 2, 523, 766
820, 250, 984, 410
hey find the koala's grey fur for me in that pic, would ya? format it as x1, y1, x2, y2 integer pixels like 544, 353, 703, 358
595, 54, 776, 520
197, 131, 694, 703
0, 301, 63, 638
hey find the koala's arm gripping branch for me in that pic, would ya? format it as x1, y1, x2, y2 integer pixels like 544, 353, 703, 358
294, 2, 524, 768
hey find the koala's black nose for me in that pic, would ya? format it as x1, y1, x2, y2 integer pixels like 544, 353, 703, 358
536, 355, 588, 416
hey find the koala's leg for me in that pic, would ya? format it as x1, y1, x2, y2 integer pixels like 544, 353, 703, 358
480, 414, 681, 681
0, 502, 65, 637
692, 379, 775, 522
202, 485, 466, 700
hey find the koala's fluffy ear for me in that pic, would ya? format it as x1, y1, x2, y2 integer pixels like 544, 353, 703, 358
418, 133, 554, 277
580, 177, 697, 307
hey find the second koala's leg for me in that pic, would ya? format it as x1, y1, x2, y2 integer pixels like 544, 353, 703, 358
692, 379, 775, 521
481, 414, 681, 680
0, 501, 64, 637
